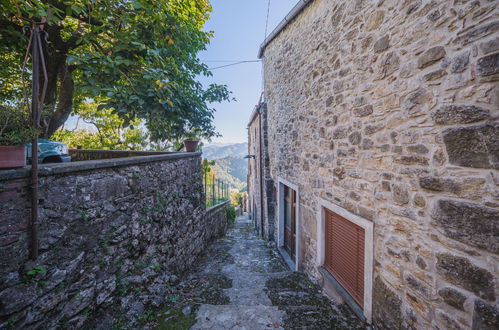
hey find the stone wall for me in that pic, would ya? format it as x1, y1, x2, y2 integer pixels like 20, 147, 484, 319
261, 0, 498, 328
205, 201, 231, 240
0, 153, 229, 328
69, 149, 170, 162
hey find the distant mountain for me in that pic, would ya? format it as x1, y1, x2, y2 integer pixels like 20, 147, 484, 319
202, 143, 248, 192
202, 142, 247, 160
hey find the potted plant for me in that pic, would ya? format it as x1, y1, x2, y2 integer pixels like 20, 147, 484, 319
183, 128, 202, 152
0, 105, 39, 168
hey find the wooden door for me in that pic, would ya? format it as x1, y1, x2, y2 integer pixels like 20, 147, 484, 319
284, 186, 296, 260
324, 208, 365, 307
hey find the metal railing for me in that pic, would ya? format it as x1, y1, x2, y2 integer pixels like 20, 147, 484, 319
203, 172, 229, 208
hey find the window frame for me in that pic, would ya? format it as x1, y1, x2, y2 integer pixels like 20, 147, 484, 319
316, 197, 374, 323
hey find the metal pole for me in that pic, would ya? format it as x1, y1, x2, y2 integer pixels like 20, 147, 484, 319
30, 25, 40, 260
204, 170, 207, 204
212, 174, 215, 207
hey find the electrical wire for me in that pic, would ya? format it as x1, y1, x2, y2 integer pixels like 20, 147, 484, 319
264, 0, 271, 40
204, 60, 260, 63
208, 60, 261, 70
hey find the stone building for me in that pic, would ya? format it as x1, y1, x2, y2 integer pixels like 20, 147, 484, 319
247, 102, 275, 239
248, 0, 498, 328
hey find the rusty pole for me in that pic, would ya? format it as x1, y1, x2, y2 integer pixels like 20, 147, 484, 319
29, 24, 40, 260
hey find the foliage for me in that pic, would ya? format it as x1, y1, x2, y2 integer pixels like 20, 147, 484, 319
52, 100, 149, 150
226, 204, 236, 226
0, 105, 40, 145
0, 0, 231, 140
23, 266, 47, 283
211, 156, 247, 192
230, 191, 244, 207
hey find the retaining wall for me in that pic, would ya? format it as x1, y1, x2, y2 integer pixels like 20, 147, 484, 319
0, 152, 229, 328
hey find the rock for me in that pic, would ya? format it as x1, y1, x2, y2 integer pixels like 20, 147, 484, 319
432, 105, 489, 125
361, 138, 374, 150
365, 11, 385, 31
62, 286, 95, 318
472, 299, 499, 330
405, 274, 430, 298
325, 96, 334, 107
415, 256, 427, 269
453, 21, 499, 45
442, 124, 498, 169
419, 176, 460, 193
353, 105, 373, 117
373, 277, 402, 329
96, 278, 116, 305
479, 36, 499, 55
128, 301, 145, 317
450, 52, 469, 73
364, 124, 383, 135
39, 222, 66, 251
182, 305, 192, 316
332, 126, 349, 139
348, 132, 362, 145
423, 69, 447, 81
403, 88, 432, 116
436, 253, 495, 301
436, 310, 463, 330
432, 199, 499, 254
407, 144, 429, 154
438, 287, 466, 311
395, 155, 429, 166
392, 184, 409, 205
374, 35, 390, 53
0, 284, 38, 316
418, 46, 446, 69
26, 290, 67, 324
413, 194, 426, 207
476, 52, 499, 77
377, 51, 400, 78
43, 269, 67, 291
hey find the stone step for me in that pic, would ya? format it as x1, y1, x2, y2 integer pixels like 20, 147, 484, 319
192, 304, 285, 330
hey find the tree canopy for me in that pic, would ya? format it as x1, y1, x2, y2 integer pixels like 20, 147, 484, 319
0, 0, 230, 141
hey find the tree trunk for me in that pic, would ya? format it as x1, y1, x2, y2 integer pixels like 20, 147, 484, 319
44, 62, 74, 138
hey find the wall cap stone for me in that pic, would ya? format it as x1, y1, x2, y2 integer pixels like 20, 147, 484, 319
0, 152, 201, 181
206, 200, 230, 213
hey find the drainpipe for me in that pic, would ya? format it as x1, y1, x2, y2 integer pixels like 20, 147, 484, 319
258, 108, 264, 237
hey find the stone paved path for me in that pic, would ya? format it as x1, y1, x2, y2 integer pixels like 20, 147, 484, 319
190, 215, 364, 330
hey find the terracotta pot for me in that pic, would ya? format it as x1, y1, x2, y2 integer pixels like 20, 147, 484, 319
0, 145, 26, 168
183, 140, 199, 152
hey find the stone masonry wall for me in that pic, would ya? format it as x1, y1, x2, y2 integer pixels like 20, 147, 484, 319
0, 153, 228, 328
69, 149, 170, 162
262, 0, 498, 329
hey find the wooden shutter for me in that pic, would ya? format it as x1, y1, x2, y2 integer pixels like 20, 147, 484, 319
324, 208, 365, 307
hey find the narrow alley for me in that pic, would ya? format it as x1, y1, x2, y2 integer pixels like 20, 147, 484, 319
190, 215, 364, 329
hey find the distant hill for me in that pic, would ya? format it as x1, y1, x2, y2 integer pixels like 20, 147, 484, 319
202, 142, 247, 160
202, 143, 248, 192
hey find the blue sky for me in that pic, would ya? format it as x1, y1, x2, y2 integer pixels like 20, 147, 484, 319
199, 0, 297, 143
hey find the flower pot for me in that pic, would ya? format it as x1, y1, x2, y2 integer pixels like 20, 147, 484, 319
0, 145, 26, 168
183, 140, 199, 152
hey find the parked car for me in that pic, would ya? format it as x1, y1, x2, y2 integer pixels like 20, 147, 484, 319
26, 139, 71, 164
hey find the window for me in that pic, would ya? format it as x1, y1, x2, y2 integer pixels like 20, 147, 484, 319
324, 209, 365, 306
316, 198, 373, 323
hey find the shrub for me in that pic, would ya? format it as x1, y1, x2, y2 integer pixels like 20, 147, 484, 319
0, 105, 40, 145
226, 204, 236, 226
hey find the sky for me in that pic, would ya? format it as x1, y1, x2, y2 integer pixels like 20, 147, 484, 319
198, 0, 297, 144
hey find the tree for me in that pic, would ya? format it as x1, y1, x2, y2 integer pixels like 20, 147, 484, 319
52, 99, 149, 150
0, 0, 230, 141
